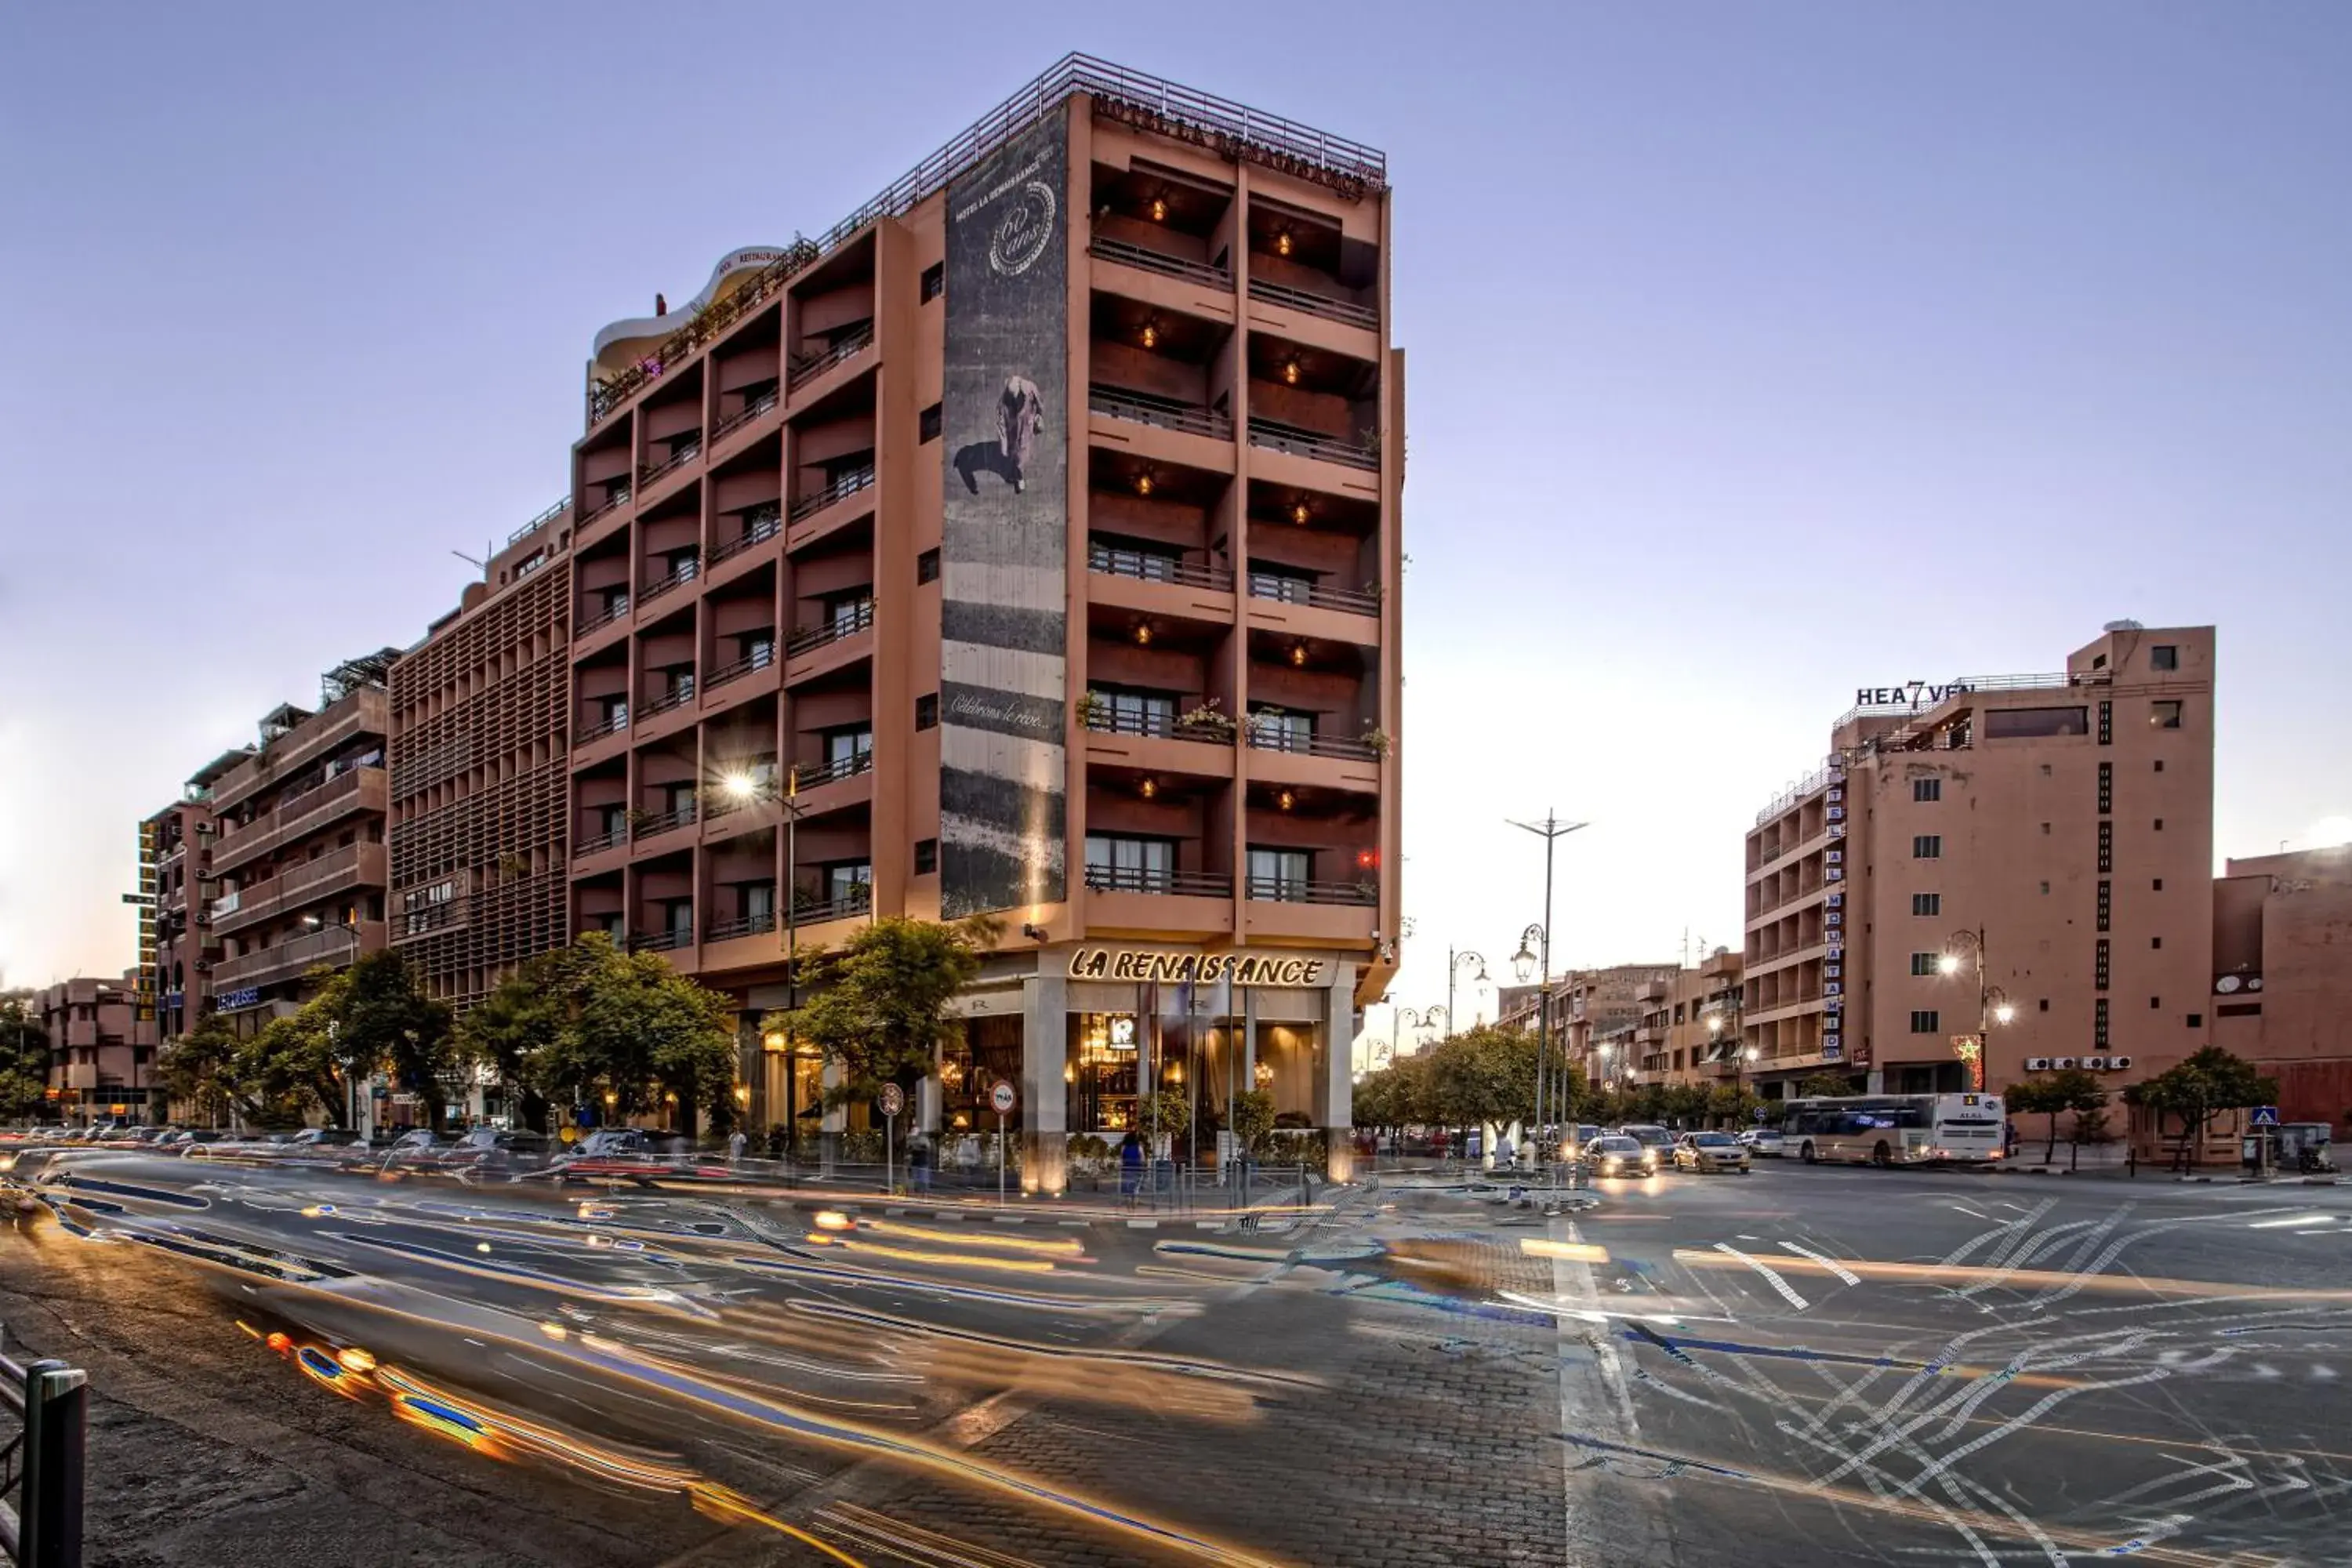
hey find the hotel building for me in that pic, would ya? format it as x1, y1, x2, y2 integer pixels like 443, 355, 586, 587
1744, 624, 2216, 1098
552, 57, 1400, 1176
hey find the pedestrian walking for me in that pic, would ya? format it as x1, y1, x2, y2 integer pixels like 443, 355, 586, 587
728, 1127, 747, 1165
1119, 1130, 1144, 1197
910, 1130, 932, 1192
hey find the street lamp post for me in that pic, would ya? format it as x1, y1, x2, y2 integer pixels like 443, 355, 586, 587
1940, 927, 2015, 1092
723, 764, 807, 1160
1389, 1005, 1442, 1064
1447, 949, 1489, 1038
1508, 812, 1588, 1163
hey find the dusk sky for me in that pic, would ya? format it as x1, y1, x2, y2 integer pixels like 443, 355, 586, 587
4, 3, 2347, 1051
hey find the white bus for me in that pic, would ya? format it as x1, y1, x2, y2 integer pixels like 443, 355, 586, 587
1777, 1092, 2005, 1167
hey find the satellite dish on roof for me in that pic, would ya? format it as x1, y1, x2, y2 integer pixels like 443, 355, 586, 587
2103, 619, 2143, 631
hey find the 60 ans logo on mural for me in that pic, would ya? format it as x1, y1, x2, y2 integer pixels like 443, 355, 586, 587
989, 181, 1056, 275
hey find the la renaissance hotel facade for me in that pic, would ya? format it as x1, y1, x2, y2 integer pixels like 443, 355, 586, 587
530, 58, 1401, 1181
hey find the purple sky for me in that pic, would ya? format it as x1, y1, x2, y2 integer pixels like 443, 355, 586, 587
5, 4, 2347, 1041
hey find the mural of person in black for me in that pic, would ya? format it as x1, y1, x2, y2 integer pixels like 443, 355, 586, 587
997, 375, 1044, 494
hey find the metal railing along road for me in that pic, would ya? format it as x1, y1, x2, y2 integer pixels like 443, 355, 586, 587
585, 55, 1383, 426
1247, 277, 1377, 330
1088, 388, 1233, 441
1087, 543, 1232, 590
789, 466, 876, 523
787, 602, 875, 657
1087, 235, 1232, 290
786, 322, 876, 390
1083, 865, 1232, 898
1245, 419, 1378, 471
1246, 876, 1378, 907
0, 1331, 85, 1567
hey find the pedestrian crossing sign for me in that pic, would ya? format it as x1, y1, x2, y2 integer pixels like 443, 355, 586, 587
2249, 1105, 2280, 1127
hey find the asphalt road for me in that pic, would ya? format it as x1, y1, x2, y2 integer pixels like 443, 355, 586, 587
2, 1145, 2347, 1566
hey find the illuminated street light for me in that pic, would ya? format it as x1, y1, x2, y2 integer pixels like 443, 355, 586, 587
1937, 952, 1962, 977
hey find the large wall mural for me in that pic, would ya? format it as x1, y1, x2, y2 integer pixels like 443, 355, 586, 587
939, 108, 1070, 917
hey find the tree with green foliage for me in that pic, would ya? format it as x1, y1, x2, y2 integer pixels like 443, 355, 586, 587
1229, 1088, 1277, 1157
1795, 1072, 1857, 1100
0, 996, 50, 1123
324, 949, 454, 1129
234, 1005, 343, 1127
789, 916, 996, 1109
158, 1011, 243, 1127
1425, 1025, 1537, 1135
2007, 1068, 2107, 1165
573, 942, 739, 1135
456, 946, 598, 1132
1708, 1082, 1764, 1131
2125, 1047, 2278, 1171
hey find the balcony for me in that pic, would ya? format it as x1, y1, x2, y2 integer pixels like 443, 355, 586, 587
577, 485, 633, 532
577, 594, 630, 637
635, 801, 700, 842
211, 920, 383, 992
1246, 419, 1377, 472
787, 321, 876, 393
1247, 727, 1378, 763
789, 464, 876, 525
1089, 387, 1233, 442
577, 710, 629, 745
787, 601, 875, 659
572, 826, 628, 859
1247, 573, 1379, 618
1247, 278, 1376, 332
704, 909, 778, 944
705, 644, 776, 692
638, 437, 703, 490
510, 495, 570, 547
639, 559, 700, 608
1083, 706, 1234, 747
795, 750, 874, 792
629, 927, 694, 955
212, 768, 388, 875
1087, 543, 1232, 591
710, 388, 781, 446
708, 510, 782, 568
1088, 235, 1233, 292
212, 842, 388, 937
793, 884, 873, 927
1245, 877, 1377, 907
1084, 866, 1232, 898
212, 688, 389, 811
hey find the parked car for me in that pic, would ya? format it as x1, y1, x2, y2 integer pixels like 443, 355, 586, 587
285, 1127, 366, 1149
1737, 1127, 1787, 1158
1673, 1131, 1753, 1174
1580, 1134, 1660, 1178
570, 1128, 652, 1160
453, 1128, 553, 1171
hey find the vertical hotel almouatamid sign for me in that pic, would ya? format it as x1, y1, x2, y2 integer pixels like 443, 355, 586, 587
938, 107, 1070, 918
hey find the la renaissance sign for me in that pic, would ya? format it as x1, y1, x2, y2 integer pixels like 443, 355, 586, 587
1066, 947, 1327, 987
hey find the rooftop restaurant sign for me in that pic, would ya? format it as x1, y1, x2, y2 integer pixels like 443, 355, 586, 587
1855, 680, 1973, 710
1067, 947, 1327, 988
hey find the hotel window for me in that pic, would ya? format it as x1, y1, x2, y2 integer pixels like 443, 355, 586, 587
1096, 686, 1178, 735
915, 693, 938, 730
2151, 644, 2178, 671
1912, 834, 1941, 859
1910, 952, 1939, 975
824, 725, 874, 770
1247, 847, 1312, 901
1085, 834, 1178, 894
2151, 700, 2183, 730
2098, 761, 2113, 814
913, 838, 938, 875
2095, 999, 2109, 1048
920, 263, 944, 302
1249, 704, 1315, 750
826, 862, 873, 903
2097, 880, 2111, 931
1912, 892, 1940, 916
917, 548, 940, 584
1909, 1010, 1940, 1034
2098, 821, 2113, 873
1913, 778, 1940, 802
2095, 939, 2110, 990
920, 403, 942, 443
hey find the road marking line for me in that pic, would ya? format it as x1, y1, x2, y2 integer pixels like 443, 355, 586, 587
1777, 1240, 1859, 1286
1711, 1241, 1809, 1309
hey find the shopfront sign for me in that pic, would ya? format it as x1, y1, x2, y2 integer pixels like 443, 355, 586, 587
1855, 681, 1973, 709
1065, 947, 1327, 988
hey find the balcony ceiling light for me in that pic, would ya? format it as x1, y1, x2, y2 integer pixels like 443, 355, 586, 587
1139, 777, 1158, 800
1150, 196, 1167, 223
1290, 643, 1308, 666
1282, 359, 1301, 386
1134, 472, 1154, 496
1290, 500, 1311, 525
1134, 623, 1153, 646
1140, 320, 1159, 350
1277, 789, 1296, 812
1276, 230, 1294, 257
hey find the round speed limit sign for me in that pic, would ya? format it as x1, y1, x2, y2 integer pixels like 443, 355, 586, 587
878, 1083, 905, 1119
989, 1080, 1018, 1116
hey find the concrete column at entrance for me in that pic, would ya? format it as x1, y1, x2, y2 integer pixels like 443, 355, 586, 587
1022, 972, 1068, 1194
819, 1056, 845, 1172
1242, 987, 1260, 1085
917, 1065, 942, 1134
1315, 961, 1357, 1181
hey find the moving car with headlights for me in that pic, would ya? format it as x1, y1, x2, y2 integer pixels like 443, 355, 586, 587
1672, 1131, 1752, 1173
1581, 1134, 1661, 1177
1617, 1124, 1678, 1163
1737, 1127, 1786, 1157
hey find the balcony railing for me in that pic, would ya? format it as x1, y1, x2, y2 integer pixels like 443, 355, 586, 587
794, 884, 873, 924
1087, 543, 1233, 590
789, 464, 876, 523
1087, 236, 1233, 290
638, 437, 702, 487
1247, 277, 1377, 330
211, 766, 385, 873
788, 601, 875, 657
707, 510, 782, 566
1245, 877, 1378, 907
710, 387, 781, 443
1246, 419, 1377, 471
629, 927, 694, 954
638, 559, 699, 606
642, 681, 697, 718
509, 495, 570, 546
1084, 866, 1234, 898
705, 909, 779, 943
1246, 727, 1379, 761
572, 826, 628, 858
576, 594, 630, 636
578, 710, 629, 744
211, 921, 376, 990
635, 800, 699, 837
578, 486, 632, 528
795, 750, 874, 791
706, 644, 776, 690
1247, 573, 1380, 617
1089, 387, 1234, 441
787, 321, 876, 390
1082, 707, 1234, 746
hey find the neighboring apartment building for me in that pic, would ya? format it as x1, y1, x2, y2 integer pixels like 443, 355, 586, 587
389, 505, 573, 1010
2212, 844, 2352, 1122
1500, 962, 1679, 1092
205, 654, 397, 1032
140, 768, 234, 1047
1744, 623, 2216, 1099
36, 973, 155, 1124
555, 56, 1400, 1181
1627, 949, 1744, 1088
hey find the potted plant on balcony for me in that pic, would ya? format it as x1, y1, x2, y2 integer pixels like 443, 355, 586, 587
1178, 697, 1236, 741
1359, 725, 1392, 759
1078, 690, 1111, 731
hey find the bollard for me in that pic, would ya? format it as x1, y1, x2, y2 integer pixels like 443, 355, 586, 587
20, 1357, 86, 1568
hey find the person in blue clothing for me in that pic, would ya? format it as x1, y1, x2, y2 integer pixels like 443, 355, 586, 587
1119, 1130, 1144, 1196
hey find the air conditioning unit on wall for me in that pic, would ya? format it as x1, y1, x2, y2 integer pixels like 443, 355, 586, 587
2024, 1057, 2052, 1072
2081, 1055, 2107, 1069
2107, 1055, 2133, 1072
2053, 1056, 2079, 1070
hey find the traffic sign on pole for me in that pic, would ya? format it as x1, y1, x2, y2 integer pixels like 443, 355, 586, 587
2249, 1105, 2281, 1127
878, 1083, 905, 1119
990, 1080, 1017, 1116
